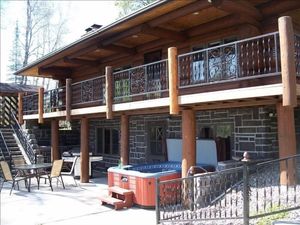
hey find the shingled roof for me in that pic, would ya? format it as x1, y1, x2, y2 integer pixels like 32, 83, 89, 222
0, 82, 39, 96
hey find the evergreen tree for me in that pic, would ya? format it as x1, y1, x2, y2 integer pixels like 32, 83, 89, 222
115, 0, 155, 18
8, 21, 23, 84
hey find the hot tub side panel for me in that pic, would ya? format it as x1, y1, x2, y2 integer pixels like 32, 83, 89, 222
108, 171, 180, 207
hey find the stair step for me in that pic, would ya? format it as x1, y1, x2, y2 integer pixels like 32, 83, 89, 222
109, 186, 133, 195
99, 195, 128, 210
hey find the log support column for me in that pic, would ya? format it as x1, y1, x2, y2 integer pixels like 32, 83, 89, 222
18, 93, 24, 125
66, 78, 72, 121
38, 87, 44, 124
80, 117, 89, 183
51, 119, 60, 161
182, 109, 196, 178
120, 114, 129, 166
105, 66, 113, 119
278, 16, 297, 107
168, 47, 179, 115
276, 103, 297, 185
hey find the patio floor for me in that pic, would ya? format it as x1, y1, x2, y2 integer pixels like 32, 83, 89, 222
0, 173, 156, 225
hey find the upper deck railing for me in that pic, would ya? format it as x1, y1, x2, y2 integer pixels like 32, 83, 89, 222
71, 75, 106, 107
23, 93, 38, 115
44, 86, 66, 113
22, 31, 300, 116
178, 32, 281, 88
113, 59, 168, 103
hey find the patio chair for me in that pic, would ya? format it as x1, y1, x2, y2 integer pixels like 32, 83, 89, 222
0, 161, 28, 195
38, 159, 65, 191
61, 156, 79, 186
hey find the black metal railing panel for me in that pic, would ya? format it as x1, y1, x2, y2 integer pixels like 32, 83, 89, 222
178, 32, 280, 87
157, 154, 300, 225
249, 155, 300, 219
295, 34, 300, 77
10, 113, 35, 164
113, 59, 168, 103
157, 166, 244, 224
71, 75, 105, 106
23, 93, 38, 115
44, 86, 66, 113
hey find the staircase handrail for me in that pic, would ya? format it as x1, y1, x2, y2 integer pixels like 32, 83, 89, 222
0, 129, 11, 160
10, 113, 35, 164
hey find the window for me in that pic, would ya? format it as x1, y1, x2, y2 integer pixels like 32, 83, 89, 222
147, 121, 167, 162
96, 128, 119, 155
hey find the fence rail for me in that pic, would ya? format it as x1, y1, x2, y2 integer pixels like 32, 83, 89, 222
23, 93, 38, 115
156, 154, 300, 225
71, 75, 106, 106
178, 32, 280, 88
113, 59, 168, 103
44, 86, 66, 113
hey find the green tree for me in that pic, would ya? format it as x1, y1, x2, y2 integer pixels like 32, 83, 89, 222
115, 0, 155, 18
8, 21, 23, 84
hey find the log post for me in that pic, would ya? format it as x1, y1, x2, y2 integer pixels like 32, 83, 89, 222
276, 103, 297, 185
66, 78, 72, 122
51, 119, 60, 161
278, 16, 297, 107
182, 109, 196, 178
80, 117, 89, 183
105, 66, 113, 119
120, 114, 129, 166
38, 87, 44, 124
18, 93, 24, 125
168, 47, 179, 115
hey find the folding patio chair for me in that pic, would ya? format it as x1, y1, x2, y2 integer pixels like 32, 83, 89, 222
38, 159, 65, 191
61, 156, 79, 186
0, 161, 28, 195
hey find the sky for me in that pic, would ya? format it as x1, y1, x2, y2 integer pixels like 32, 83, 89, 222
0, 0, 119, 83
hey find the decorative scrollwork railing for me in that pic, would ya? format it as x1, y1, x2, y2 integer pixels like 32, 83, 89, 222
178, 32, 280, 87
71, 75, 106, 106
113, 59, 168, 103
44, 86, 66, 113
295, 34, 300, 77
23, 93, 38, 115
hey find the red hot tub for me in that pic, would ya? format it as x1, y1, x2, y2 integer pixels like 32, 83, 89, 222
108, 162, 181, 208
107, 139, 218, 208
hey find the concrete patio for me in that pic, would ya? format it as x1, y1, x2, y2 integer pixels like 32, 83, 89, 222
0, 174, 156, 225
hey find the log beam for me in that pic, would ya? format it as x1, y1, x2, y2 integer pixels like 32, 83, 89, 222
120, 114, 129, 166
98, 44, 136, 55
278, 16, 297, 107
63, 57, 100, 66
105, 66, 113, 119
168, 47, 179, 115
80, 117, 89, 183
141, 24, 187, 41
38, 87, 44, 124
66, 78, 72, 121
18, 93, 24, 125
38, 67, 72, 77
182, 109, 196, 178
209, 0, 262, 20
51, 119, 60, 161
276, 103, 297, 185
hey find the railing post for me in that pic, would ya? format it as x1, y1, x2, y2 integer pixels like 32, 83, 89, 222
168, 47, 179, 115
18, 93, 24, 125
242, 152, 250, 225
278, 16, 297, 107
66, 78, 72, 122
105, 66, 113, 119
38, 87, 44, 124
155, 178, 160, 225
